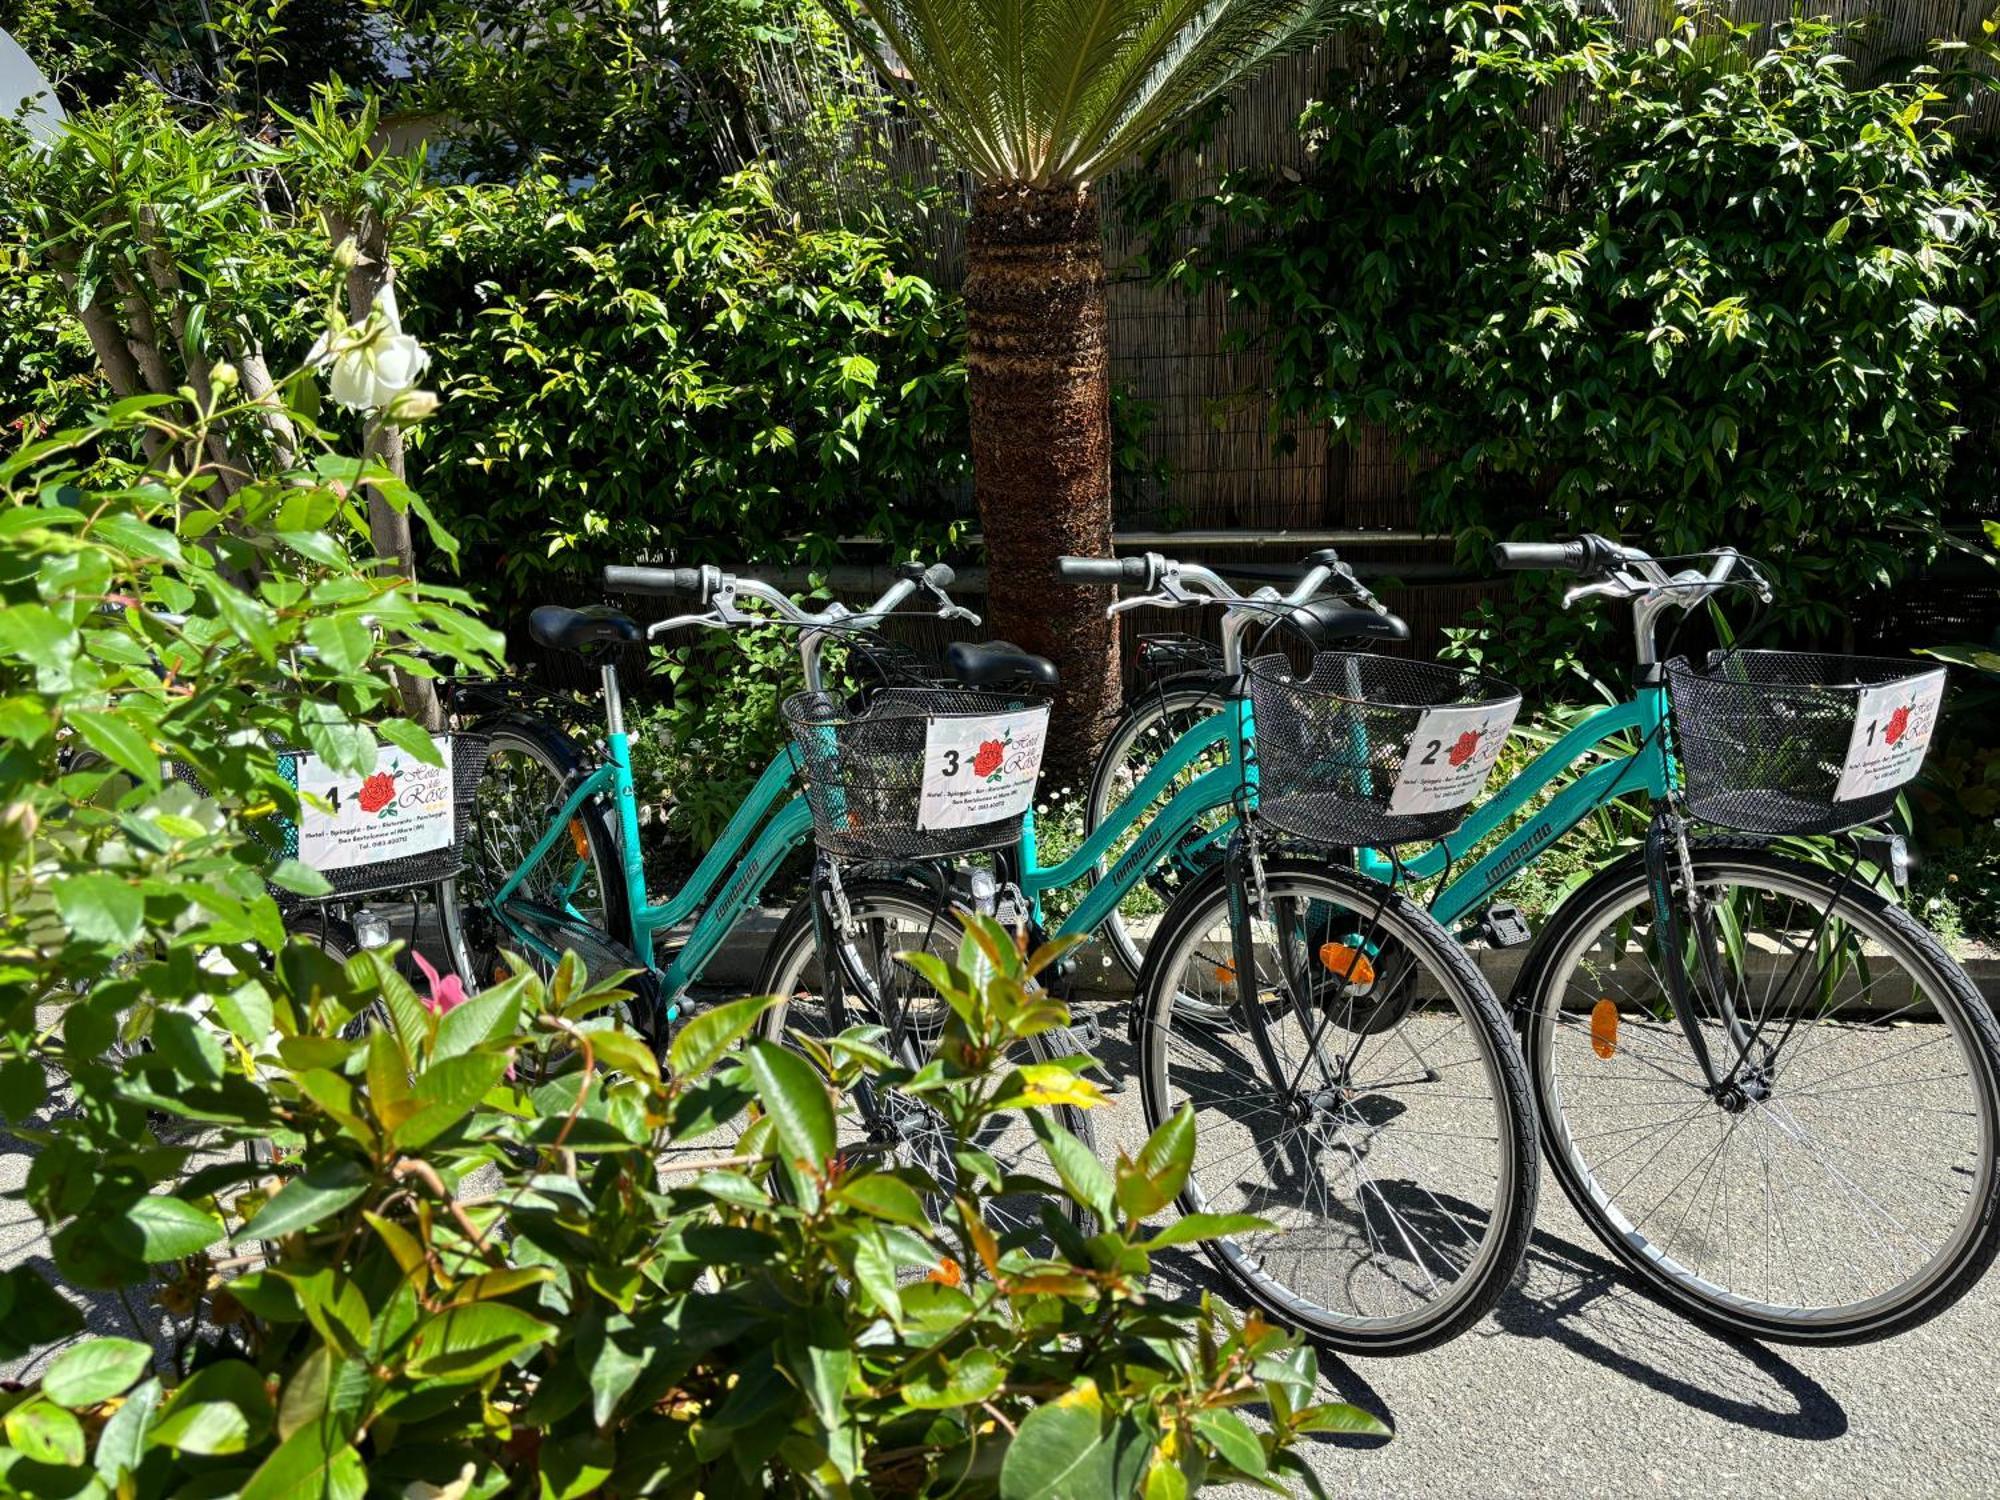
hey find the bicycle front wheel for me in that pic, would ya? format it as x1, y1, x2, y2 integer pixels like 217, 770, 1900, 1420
1518, 841, 2000, 1344
757, 883, 1098, 1236
1136, 858, 1538, 1353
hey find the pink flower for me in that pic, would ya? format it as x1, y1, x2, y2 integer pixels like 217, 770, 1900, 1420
412, 951, 466, 1015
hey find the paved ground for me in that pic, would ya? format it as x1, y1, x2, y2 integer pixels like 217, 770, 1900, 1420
10, 917, 2000, 1497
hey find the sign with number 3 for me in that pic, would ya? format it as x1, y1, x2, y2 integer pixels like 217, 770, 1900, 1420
918, 707, 1050, 831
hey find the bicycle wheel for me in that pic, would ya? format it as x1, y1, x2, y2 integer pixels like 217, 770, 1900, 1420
757, 883, 1099, 1236
449, 715, 629, 989
1136, 857, 1537, 1353
1083, 680, 1238, 982
1517, 840, 2000, 1344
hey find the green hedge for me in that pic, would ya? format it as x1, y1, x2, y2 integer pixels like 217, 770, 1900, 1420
1139, 1, 1999, 686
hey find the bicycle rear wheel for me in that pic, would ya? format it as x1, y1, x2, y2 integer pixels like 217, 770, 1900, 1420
448, 715, 629, 989
757, 883, 1098, 1237
1135, 858, 1537, 1353
1083, 681, 1238, 982
1517, 841, 2000, 1344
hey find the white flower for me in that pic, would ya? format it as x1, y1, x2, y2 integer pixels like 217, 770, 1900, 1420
402, 1464, 476, 1500
309, 282, 432, 416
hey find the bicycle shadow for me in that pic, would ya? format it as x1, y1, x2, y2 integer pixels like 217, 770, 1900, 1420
1145, 1217, 1847, 1448
1484, 1224, 1847, 1440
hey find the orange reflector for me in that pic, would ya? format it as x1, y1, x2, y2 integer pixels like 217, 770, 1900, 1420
1590, 998, 1618, 1059
1212, 963, 1236, 984
1318, 943, 1376, 987
568, 819, 590, 859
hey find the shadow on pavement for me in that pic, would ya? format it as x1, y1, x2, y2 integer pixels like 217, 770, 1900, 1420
1486, 1225, 1847, 1441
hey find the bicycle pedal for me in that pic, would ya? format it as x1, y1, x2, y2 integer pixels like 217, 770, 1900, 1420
1469, 903, 1533, 949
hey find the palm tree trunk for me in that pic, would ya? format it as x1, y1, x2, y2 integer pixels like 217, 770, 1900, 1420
964, 181, 1120, 789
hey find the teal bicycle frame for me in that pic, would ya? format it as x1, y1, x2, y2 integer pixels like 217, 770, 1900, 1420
1018, 680, 1671, 945
488, 737, 809, 1013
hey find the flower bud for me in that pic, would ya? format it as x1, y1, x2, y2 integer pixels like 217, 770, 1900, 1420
210, 360, 239, 391
332, 236, 361, 272
386, 388, 440, 424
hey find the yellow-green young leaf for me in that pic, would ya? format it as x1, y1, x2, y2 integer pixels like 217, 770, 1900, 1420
274, 1345, 331, 1442
4, 1400, 85, 1466
1029, 1114, 1113, 1222
1291, 1401, 1390, 1438
1139, 1212, 1269, 1251
745, 1041, 835, 1168
1117, 1104, 1196, 1221
668, 992, 780, 1077
997, 1385, 1105, 1499
445, 1266, 554, 1306
240, 1421, 366, 1500
1191, 1408, 1267, 1475
584, 1025, 661, 1084
403, 1303, 555, 1381
42, 1337, 152, 1408
903, 1345, 1006, 1410
362, 1211, 428, 1282
148, 1360, 274, 1456
68, 707, 160, 784
847, 1224, 902, 1326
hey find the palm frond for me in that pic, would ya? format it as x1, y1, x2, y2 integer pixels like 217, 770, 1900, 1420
845, 0, 1354, 184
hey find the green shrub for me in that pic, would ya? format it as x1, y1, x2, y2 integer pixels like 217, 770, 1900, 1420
407, 167, 971, 598
0, 384, 1373, 1494
1147, 0, 1999, 680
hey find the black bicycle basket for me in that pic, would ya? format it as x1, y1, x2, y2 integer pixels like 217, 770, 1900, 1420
1245, 653, 1521, 848
1666, 651, 1946, 835
176, 731, 492, 901
783, 687, 1048, 860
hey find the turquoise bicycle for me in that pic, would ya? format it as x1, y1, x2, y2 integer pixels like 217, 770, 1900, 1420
1132, 534, 2000, 1345
446, 560, 1095, 1189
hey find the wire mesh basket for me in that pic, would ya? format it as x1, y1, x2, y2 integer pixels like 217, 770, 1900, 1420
1667, 651, 1946, 835
174, 731, 492, 900
783, 687, 1049, 860
1245, 653, 1521, 848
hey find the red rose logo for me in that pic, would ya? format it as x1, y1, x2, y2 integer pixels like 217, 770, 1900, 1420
1447, 729, 1483, 768
357, 770, 397, 813
1884, 704, 1911, 746
972, 739, 1005, 779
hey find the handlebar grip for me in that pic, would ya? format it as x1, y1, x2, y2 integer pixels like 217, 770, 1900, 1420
1058, 555, 1148, 585
1490, 541, 1583, 573
922, 563, 955, 590
602, 565, 705, 596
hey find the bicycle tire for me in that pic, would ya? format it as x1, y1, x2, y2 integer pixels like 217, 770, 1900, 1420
446, 713, 632, 991
1083, 678, 1239, 983
1134, 856, 1539, 1354
1515, 838, 2000, 1345
757, 883, 1099, 1232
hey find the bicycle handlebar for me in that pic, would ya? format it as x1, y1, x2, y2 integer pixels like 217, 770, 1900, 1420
1490, 535, 1645, 575
1058, 556, 1152, 586
601, 564, 706, 596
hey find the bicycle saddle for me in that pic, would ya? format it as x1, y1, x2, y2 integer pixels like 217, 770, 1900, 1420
1287, 599, 1410, 644
528, 604, 642, 656
945, 640, 1060, 689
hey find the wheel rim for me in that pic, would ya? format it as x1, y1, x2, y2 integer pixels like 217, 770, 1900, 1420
1146, 872, 1519, 1339
1530, 857, 1997, 1331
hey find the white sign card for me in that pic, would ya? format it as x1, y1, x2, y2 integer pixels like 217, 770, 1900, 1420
1834, 671, 1945, 802
294, 736, 455, 872
918, 706, 1049, 831
1389, 700, 1520, 817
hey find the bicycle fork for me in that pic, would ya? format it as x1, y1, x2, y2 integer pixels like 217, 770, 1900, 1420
1643, 811, 1768, 1106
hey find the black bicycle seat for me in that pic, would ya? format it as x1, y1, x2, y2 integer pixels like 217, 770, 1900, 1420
1287, 599, 1411, 645
946, 640, 1060, 690
528, 604, 642, 656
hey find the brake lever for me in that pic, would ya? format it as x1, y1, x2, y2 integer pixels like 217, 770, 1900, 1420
1561, 578, 1633, 609
647, 614, 734, 640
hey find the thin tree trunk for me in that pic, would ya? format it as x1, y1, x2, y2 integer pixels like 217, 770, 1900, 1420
331, 210, 445, 732
963, 181, 1120, 789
